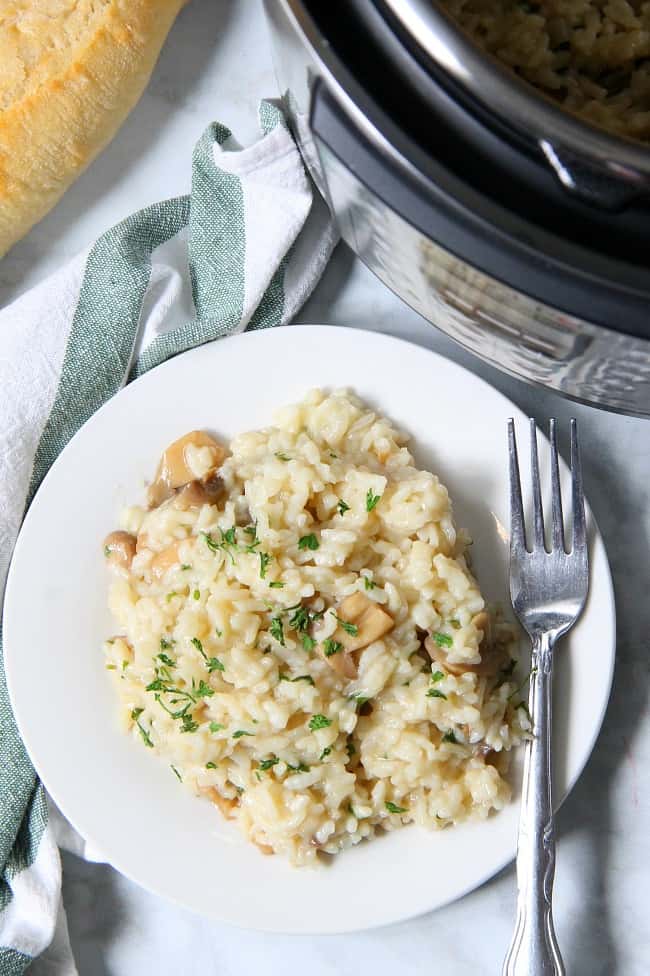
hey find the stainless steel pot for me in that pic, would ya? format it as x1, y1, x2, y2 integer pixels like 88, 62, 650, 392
264, 0, 650, 416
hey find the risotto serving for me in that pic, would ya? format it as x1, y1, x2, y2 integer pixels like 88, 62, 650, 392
102, 390, 528, 864
440, 0, 650, 143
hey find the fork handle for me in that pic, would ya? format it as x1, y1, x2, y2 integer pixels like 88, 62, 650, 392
503, 633, 565, 976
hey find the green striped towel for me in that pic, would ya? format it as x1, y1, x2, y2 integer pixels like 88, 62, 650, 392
0, 101, 337, 976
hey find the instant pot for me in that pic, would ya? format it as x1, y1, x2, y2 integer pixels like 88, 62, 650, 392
264, 0, 650, 416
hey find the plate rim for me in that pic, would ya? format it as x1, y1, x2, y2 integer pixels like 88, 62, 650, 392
3, 324, 616, 933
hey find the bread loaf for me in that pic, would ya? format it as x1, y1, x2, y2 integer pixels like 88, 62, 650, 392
0, 0, 186, 257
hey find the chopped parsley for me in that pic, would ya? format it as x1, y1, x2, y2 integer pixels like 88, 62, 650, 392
205, 761, 217, 769
427, 688, 447, 700
363, 576, 375, 591
166, 591, 179, 602
275, 451, 291, 461
286, 762, 310, 773
259, 756, 279, 771
180, 714, 199, 734
201, 527, 239, 563
450, 619, 461, 630
181, 564, 192, 571
190, 636, 224, 673
442, 729, 459, 744
346, 740, 356, 757
130, 708, 154, 748
215, 628, 223, 638
269, 580, 285, 589
259, 551, 272, 579
157, 652, 176, 668
319, 747, 332, 761
366, 489, 381, 512
270, 616, 285, 646
298, 533, 319, 551
193, 679, 214, 698
170, 765, 182, 781
385, 801, 407, 814
103, 545, 111, 558
301, 634, 316, 652
160, 637, 174, 651
244, 524, 258, 542
209, 722, 225, 732
431, 670, 445, 683
333, 613, 358, 637
292, 674, 315, 685
288, 605, 310, 631
348, 693, 370, 707
337, 499, 350, 515
193, 589, 200, 601
105, 663, 116, 671
323, 638, 343, 657
432, 631, 453, 648
309, 714, 332, 731
232, 730, 255, 739
122, 660, 129, 671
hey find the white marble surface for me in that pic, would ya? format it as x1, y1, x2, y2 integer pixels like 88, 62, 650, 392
5, 1, 648, 974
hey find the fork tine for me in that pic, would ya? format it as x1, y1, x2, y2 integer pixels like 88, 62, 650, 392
508, 419, 526, 552
570, 419, 587, 552
529, 419, 545, 550
549, 419, 565, 552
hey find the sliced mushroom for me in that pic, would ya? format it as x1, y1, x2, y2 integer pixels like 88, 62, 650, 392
253, 839, 275, 856
205, 787, 238, 820
172, 474, 224, 510
424, 611, 508, 677
103, 531, 136, 571
334, 592, 394, 652
148, 431, 226, 508
318, 645, 358, 680
150, 541, 182, 580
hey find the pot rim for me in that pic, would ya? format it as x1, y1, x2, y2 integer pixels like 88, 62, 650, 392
381, 0, 650, 186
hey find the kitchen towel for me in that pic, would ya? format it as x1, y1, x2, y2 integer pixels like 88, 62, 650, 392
0, 100, 337, 976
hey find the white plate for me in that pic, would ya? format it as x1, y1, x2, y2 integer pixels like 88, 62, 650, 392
4, 326, 615, 934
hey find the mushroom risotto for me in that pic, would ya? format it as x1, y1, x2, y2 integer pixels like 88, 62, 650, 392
102, 390, 528, 864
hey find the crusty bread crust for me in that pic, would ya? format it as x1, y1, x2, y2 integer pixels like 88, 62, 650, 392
0, 0, 186, 257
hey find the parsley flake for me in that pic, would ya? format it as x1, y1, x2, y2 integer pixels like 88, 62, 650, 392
333, 613, 358, 637
269, 580, 285, 589
309, 714, 331, 731
319, 747, 332, 761
442, 729, 459, 744
232, 729, 255, 739
259, 756, 279, 771
427, 688, 447, 700
298, 533, 319, 551
275, 451, 291, 461
385, 801, 407, 814
337, 499, 350, 515
209, 722, 225, 733
194, 679, 214, 698
171, 765, 182, 781
130, 708, 154, 748
363, 576, 375, 591
323, 638, 343, 657
158, 652, 176, 668
193, 589, 200, 601
180, 714, 198, 733
432, 632, 453, 648
259, 551, 272, 579
431, 670, 445, 683
205, 761, 217, 769
270, 616, 285, 646
366, 489, 381, 512
301, 634, 316, 652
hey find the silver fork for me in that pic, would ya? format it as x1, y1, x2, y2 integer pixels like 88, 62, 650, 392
503, 418, 589, 976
